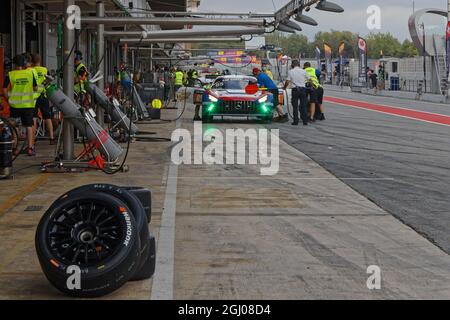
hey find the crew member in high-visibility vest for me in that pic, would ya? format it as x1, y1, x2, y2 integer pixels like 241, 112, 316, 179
173, 67, 184, 102
74, 50, 88, 105
304, 62, 324, 122
3, 55, 38, 156
192, 69, 198, 81
23, 53, 40, 143
113, 66, 121, 97
183, 70, 188, 86
24, 52, 39, 90
32, 53, 55, 144
262, 63, 274, 80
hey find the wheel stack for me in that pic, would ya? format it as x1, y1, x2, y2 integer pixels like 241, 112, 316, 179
35, 184, 155, 298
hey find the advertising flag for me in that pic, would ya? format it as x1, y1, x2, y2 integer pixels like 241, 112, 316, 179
358, 37, 368, 82
338, 41, 345, 80
324, 43, 332, 83
315, 45, 321, 69
446, 21, 450, 78
338, 41, 345, 57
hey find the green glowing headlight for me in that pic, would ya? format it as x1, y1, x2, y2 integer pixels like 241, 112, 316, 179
207, 103, 216, 112
258, 95, 268, 103
261, 104, 269, 113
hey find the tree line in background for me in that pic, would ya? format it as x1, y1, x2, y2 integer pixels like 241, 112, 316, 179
265, 30, 418, 59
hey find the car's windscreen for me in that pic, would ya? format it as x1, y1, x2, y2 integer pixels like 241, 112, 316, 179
212, 78, 252, 90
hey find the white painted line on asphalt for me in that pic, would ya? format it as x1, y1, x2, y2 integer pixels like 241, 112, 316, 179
150, 109, 182, 300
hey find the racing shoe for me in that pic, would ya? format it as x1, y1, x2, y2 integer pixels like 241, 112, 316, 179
27, 147, 36, 156
319, 113, 325, 121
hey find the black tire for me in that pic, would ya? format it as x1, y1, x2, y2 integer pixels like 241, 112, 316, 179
48, 184, 149, 281
122, 186, 152, 222
130, 235, 156, 281
35, 192, 140, 298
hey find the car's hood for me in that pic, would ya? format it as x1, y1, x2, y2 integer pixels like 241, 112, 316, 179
210, 89, 263, 100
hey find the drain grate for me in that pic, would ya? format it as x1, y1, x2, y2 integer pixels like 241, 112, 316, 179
24, 205, 44, 212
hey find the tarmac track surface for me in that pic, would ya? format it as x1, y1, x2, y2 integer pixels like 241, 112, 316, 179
272, 90, 450, 254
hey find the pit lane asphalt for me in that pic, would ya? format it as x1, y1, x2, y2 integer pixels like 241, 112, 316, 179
270, 90, 450, 254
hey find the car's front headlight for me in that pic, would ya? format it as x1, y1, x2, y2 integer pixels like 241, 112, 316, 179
258, 95, 268, 103
208, 95, 218, 102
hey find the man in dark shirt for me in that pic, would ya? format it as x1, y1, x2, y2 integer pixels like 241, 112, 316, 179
369, 70, 378, 95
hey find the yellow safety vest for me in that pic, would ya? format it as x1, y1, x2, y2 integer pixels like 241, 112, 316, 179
265, 69, 274, 80
305, 67, 320, 89
174, 71, 184, 86
33, 66, 48, 97
74, 63, 87, 94
8, 69, 36, 109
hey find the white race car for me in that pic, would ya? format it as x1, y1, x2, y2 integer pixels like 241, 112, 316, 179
201, 75, 286, 122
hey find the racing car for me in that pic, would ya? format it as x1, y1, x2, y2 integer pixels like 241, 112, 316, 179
201, 75, 275, 123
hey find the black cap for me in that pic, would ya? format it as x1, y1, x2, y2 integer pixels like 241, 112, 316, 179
74, 50, 83, 60
13, 55, 27, 67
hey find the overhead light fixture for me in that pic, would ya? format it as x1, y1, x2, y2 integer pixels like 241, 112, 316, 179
294, 13, 318, 26
316, 0, 344, 13
277, 23, 296, 33
281, 20, 303, 31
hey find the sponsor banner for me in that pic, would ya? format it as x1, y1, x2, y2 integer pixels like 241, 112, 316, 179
315, 46, 321, 69
338, 41, 345, 57
358, 37, 368, 81
213, 56, 252, 64
446, 21, 450, 78
338, 41, 345, 79
324, 43, 332, 83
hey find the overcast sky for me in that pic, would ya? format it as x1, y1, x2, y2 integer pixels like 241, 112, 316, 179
197, 0, 447, 41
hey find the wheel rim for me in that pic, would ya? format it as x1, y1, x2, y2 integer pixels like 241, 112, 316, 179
47, 199, 125, 267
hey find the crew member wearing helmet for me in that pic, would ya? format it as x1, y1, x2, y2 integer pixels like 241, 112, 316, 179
252, 67, 288, 122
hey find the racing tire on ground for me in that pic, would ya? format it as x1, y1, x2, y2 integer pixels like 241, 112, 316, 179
35, 191, 141, 298
47, 184, 150, 282
122, 186, 152, 222
130, 235, 156, 281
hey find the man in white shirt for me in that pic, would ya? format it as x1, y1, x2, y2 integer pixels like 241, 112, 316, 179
283, 60, 310, 126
